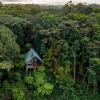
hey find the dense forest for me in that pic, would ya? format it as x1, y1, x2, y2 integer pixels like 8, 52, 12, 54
0, 1, 100, 100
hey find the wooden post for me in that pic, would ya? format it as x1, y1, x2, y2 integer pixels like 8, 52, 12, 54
26, 64, 28, 73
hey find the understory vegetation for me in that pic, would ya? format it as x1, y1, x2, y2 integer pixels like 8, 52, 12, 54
0, 1, 100, 100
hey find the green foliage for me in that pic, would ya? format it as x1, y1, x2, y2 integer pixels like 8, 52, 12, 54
33, 66, 53, 96
0, 15, 32, 47
0, 61, 13, 71
25, 74, 34, 85
34, 82, 53, 96
13, 72, 21, 82
54, 65, 71, 84
2, 81, 25, 100
88, 58, 100, 87
0, 26, 20, 71
25, 66, 54, 97
11, 87, 25, 100
0, 3, 100, 100
63, 2, 93, 14
68, 13, 88, 22
2, 81, 11, 91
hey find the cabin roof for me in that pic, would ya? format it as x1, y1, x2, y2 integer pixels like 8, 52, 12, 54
25, 48, 43, 64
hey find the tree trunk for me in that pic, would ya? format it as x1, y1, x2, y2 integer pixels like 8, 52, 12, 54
74, 48, 76, 84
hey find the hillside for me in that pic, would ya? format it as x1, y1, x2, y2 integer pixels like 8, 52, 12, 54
0, 2, 100, 100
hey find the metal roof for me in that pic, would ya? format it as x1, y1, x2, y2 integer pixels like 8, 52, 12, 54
25, 48, 43, 64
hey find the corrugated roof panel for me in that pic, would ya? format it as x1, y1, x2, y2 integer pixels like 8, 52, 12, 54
25, 48, 43, 64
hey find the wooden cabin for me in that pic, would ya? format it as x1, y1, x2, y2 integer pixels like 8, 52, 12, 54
25, 48, 43, 71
